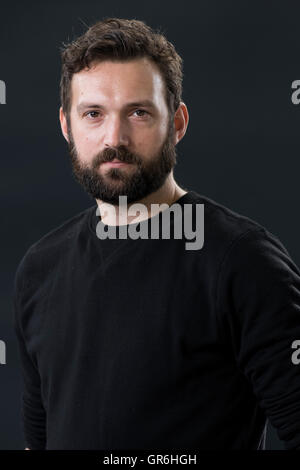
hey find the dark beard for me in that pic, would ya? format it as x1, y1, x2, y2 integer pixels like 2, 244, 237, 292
66, 118, 178, 205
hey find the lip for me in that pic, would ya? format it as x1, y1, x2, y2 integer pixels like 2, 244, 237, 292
102, 159, 131, 167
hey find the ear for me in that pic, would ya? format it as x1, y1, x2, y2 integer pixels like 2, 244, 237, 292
59, 107, 70, 143
173, 101, 189, 144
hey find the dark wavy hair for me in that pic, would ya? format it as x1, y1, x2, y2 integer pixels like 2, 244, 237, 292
59, 17, 183, 123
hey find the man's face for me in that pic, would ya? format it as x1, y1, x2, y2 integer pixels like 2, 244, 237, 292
61, 57, 178, 204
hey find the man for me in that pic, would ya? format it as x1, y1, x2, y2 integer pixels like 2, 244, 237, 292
14, 17, 300, 450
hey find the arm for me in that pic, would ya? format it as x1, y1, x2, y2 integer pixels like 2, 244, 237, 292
13, 260, 47, 450
216, 227, 300, 449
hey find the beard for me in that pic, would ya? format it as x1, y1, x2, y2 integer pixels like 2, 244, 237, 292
66, 117, 178, 205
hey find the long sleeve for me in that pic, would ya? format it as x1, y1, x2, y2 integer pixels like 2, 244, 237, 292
216, 227, 300, 450
13, 263, 47, 450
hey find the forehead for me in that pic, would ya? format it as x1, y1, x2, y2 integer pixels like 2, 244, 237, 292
70, 57, 166, 109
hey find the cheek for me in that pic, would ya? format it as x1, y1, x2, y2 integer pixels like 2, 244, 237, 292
80, 138, 97, 161
134, 127, 167, 154
72, 126, 96, 154
70, 135, 98, 165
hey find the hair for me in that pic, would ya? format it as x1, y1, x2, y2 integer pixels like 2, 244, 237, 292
59, 17, 183, 124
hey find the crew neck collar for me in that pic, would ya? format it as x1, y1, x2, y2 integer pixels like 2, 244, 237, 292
89, 190, 198, 235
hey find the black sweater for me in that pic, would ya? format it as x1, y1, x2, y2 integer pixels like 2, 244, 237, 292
13, 190, 300, 450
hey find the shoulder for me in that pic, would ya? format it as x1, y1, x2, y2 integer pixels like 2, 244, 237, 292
185, 190, 295, 273
13, 205, 95, 293
187, 190, 267, 239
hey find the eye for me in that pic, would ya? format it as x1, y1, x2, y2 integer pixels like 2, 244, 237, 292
133, 109, 149, 118
85, 111, 100, 119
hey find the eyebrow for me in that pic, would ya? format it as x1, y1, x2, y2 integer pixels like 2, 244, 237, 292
77, 100, 157, 114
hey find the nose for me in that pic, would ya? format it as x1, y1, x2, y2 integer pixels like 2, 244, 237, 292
103, 114, 129, 148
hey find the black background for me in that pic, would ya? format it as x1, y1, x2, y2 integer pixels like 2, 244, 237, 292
1, 0, 300, 450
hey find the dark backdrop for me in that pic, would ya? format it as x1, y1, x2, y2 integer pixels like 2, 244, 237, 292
1, 0, 300, 450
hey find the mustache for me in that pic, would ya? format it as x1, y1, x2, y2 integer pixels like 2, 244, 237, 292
91, 145, 141, 169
